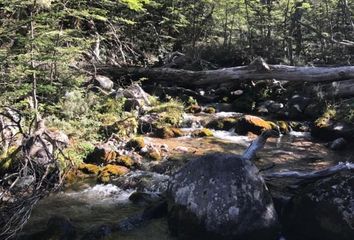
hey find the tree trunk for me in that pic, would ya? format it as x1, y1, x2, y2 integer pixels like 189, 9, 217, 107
99, 58, 354, 89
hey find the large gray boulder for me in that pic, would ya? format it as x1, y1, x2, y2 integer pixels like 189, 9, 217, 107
167, 151, 279, 239
283, 170, 354, 240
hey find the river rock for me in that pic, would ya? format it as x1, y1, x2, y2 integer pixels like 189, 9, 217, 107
235, 115, 272, 135
287, 95, 311, 119
206, 117, 238, 130
154, 127, 184, 139
94, 75, 114, 91
85, 143, 117, 164
329, 137, 347, 150
283, 171, 354, 240
167, 153, 279, 239
191, 128, 213, 137
97, 164, 129, 183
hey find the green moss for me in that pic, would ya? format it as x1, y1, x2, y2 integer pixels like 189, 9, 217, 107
100, 116, 138, 138
98, 164, 129, 183
149, 99, 184, 127
0, 146, 19, 172
126, 137, 145, 150
191, 128, 214, 137
206, 117, 238, 130
277, 121, 290, 134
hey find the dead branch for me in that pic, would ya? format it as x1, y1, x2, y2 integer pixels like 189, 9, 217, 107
263, 162, 354, 181
0, 108, 70, 240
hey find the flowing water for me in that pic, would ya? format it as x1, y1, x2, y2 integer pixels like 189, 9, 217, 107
20, 113, 354, 239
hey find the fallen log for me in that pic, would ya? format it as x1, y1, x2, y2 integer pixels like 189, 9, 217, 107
99, 58, 354, 89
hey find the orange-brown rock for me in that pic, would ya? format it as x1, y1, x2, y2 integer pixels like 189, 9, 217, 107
155, 127, 184, 139
235, 115, 272, 135
85, 143, 117, 164
78, 163, 100, 175
98, 164, 129, 183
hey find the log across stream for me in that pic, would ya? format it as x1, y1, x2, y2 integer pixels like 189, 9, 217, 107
99, 58, 354, 92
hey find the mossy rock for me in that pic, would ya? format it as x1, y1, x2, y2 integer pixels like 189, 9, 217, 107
203, 107, 216, 114
191, 128, 214, 137
186, 104, 202, 114
126, 137, 145, 150
155, 127, 184, 139
116, 155, 134, 168
100, 117, 138, 138
147, 148, 162, 161
85, 144, 117, 164
267, 121, 279, 131
206, 117, 238, 130
235, 115, 272, 135
277, 121, 290, 134
78, 163, 100, 175
98, 164, 129, 184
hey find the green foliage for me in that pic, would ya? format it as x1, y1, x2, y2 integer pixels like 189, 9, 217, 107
149, 99, 184, 126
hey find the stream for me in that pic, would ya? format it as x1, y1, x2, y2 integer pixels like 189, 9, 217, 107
20, 112, 354, 239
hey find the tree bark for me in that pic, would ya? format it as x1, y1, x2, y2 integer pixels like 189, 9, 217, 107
99, 58, 354, 89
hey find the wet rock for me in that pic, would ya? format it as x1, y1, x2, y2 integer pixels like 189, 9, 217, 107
154, 127, 184, 139
329, 138, 347, 151
97, 164, 129, 184
129, 191, 163, 206
283, 171, 354, 240
191, 128, 213, 137
206, 117, 238, 131
235, 115, 272, 135
78, 163, 100, 175
167, 153, 279, 240
113, 170, 169, 193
